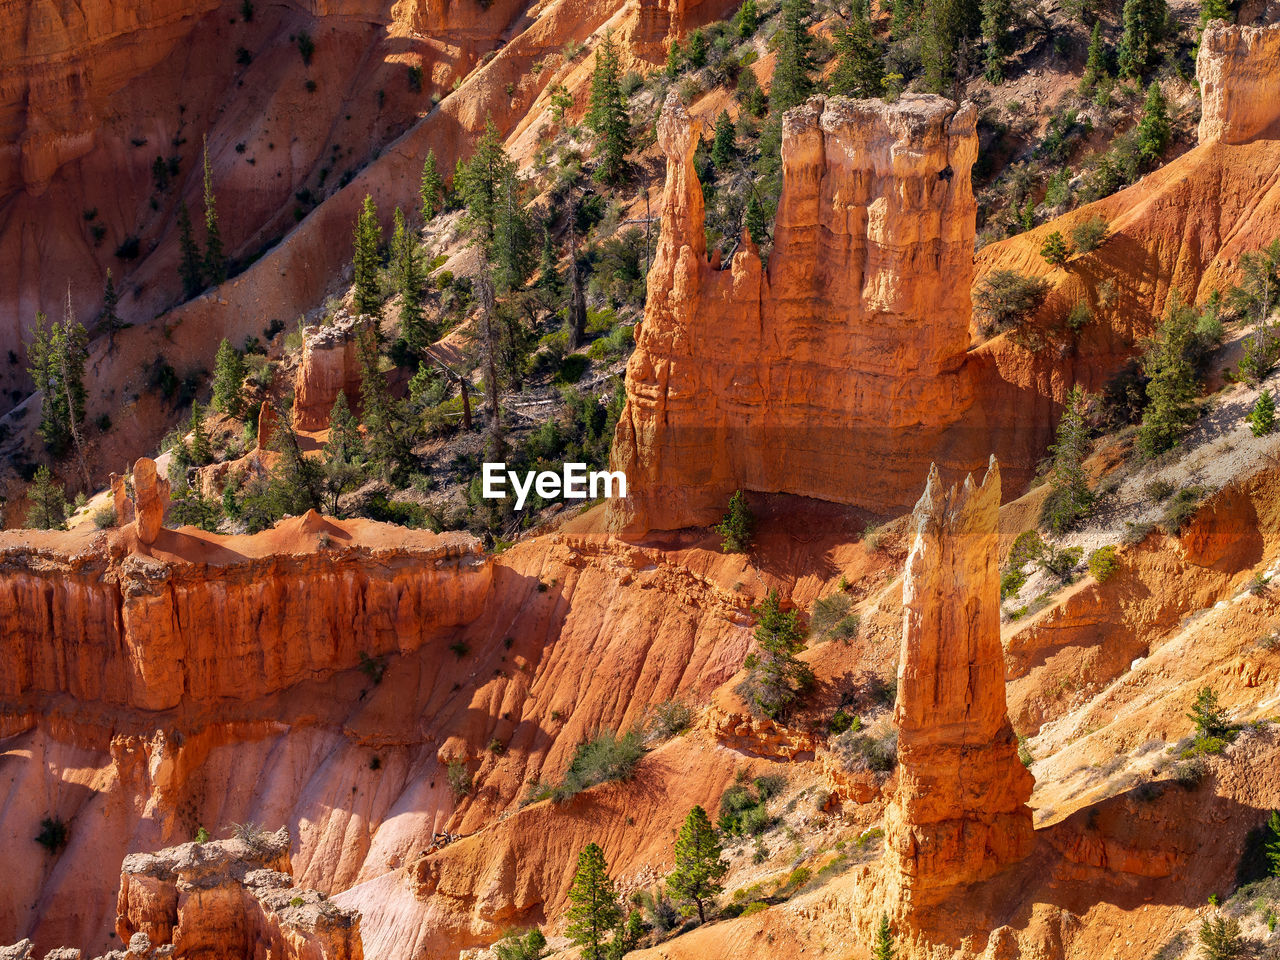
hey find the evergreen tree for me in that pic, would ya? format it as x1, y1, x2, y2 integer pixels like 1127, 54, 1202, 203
1187, 686, 1230, 739
1043, 385, 1093, 532
322, 391, 364, 514
212, 338, 247, 418
1117, 0, 1167, 78
188, 401, 212, 466
980, 0, 1014, 83
605, 911, 643, 960
735, 0, 760, 38
353, 194, 383, 317
202, 137, 227, 285
588, 33, 630, 184
1138, 296, 1202, 457
1198, 917, 1242, 960
744, 589, 813, 720
391, 207, 429, 352
566, 843, 623, 960
873, 914, 895, 960
1080, 22, 1109, 94
745, 194, 767, 246
461, 119, 514, 245
177, 201, 204, 299
830, 13, 885, 98
715, 489, 753, 552
772, 0, 816, 114
665, 39, 683, 78
536, 228, 562, 301
1196, 0, 1230, 49
357, 325, 409, 479
24, 465, 68, 530
1248, 388, 1276, 437
99, 269, 127, 347
921, 0, 981, 94
1135, 81, 1171, 169
268, 398, 324, 515
493, 164, 535, 294
711, 111, 736, 167
667, 806, 728, 923
1264, 809, 1280, 878
1040, 230, 1072, 267
25, 309, 87, 459
420, 149, 445, 222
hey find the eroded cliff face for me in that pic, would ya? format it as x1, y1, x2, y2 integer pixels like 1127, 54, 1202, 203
1197, 20, 1280, 145
882, 459, 1034, 908
608, 92, 985, 535
0, 514, 490, 711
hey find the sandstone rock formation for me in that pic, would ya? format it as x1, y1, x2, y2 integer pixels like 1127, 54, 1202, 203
115, 828, 361, 960
0, 516, 490, 710
883, 458, 1034, 905
1197, 20, 1280, 145
608, 92, 985, 534
110, 474, 134, 527
131, 459, 169, 545
293, 314, 367, 431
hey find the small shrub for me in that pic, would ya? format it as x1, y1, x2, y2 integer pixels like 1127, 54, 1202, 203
358, 651, 387, 685
1248, 389, 1276, 436
1037, 544, 1083, 582
1001, 566, 1028, 600
810, 593, 852, 638
1070, 216, 1110, 253
1144, 478, 1175, 501
446, 759, 472, 799
195, 826, 211, 844
296, 30, 315, 65
1198, 916, 1243, 960
862, 522, 883, 552
35, 817, 68, 853
1066, 301, 1092, 332
828, 709, 860, 736
648, 700, 693, 740
718, 777, 781, 837
832, 724, 898, 774
974, 270, 1052, 334
92, 506, 118, 529
449, 641, 470, 658
289, 896, 304, 908
1087, 545, 1119, 582
1173, 755, 1208, 788
740, 900, 768, 917
487, 738, 505, 755
552, 727, 646, 801
1162, 486, 1207, 534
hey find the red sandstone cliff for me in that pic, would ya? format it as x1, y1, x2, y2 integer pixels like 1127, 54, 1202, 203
608, 91, 987, 535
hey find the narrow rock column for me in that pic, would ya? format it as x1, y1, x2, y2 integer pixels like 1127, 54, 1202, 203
131, 458, 170, 545
883, 456, 1033, 904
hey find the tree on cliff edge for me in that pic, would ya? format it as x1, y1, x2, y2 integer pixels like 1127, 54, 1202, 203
566, 843, 623, 960
24, 466, 68, 531
830, 12, 884, 99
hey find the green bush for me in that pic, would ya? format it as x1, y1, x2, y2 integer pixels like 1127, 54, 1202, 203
718, 776, 783, 837
715, 490, 753, 553
551, 727, 646, 801
1087, 545, 1119, 582
974, 270, 1052, 334
35, 817, 68, 853
92, 506, 118, 529
648, 700, 693, 740
810, 593, 859, 642
446, 759, 472, 799
1248, 389, 1276, 437
554, 353, 589, 384
1162, 486, 1207, 534
1070, 216, 1110, 253
832, 725, 897, 773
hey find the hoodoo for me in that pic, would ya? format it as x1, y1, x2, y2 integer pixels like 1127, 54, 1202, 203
607, 91, 986, 535
883, 457, 1034, 906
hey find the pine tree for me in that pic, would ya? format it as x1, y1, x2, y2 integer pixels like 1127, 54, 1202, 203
1196, 0, 1230, 50
1138, 296, 1201, 457
1135, 81, 1171, 169
322, 391, 364, 514
667, 806, 728, 923
99, 269, 127, 347
745, 194, 767, 246
605, 911, 643, 960
420, 148, 445, 222
268, 398, 324, 514
830, 13, 884, 98
1248, 388, 1276, 437
202, 137, 227, 285
665, 39, 683, 78
1080, 22, 1109, 94
189, 401, 212, 466
566, 843, 622, 960
24, 466, 68, 530
493, 165, 535, 294
744, 589, 813, 720
1117, 0, 1167, 78
772, 0, 816, 114
921, 0, 981, 94
1264, 809, 1280, 877
352, 194, 383, 317
25, 308, 87, 460
588, 33, 630, 184
735, 0, 760, 38
715, 489, 753, 552
1043, 385, 1094, 532
1040, 230, 1072, 267
873, 914, 895, 960
980, 0, 1014, 83
391, 207, 428, 352
460, 119, 513, 245
494, 929, 548, 960
1198, 917, 1242, 960
711, 111, 736, 167
177, 201, 204, 299
357, 325, 408, 479
212, 338, 247, 418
